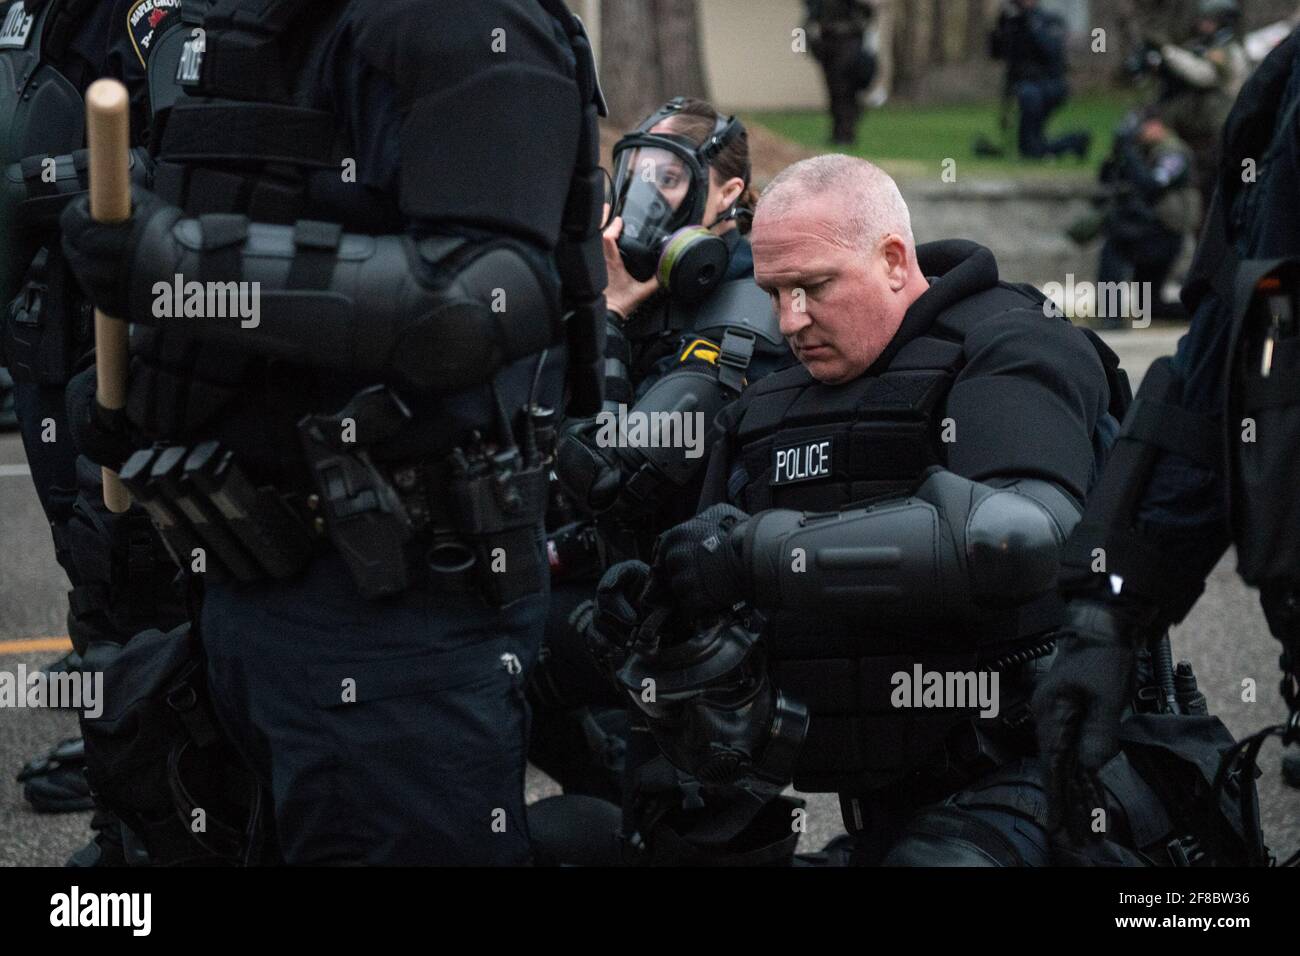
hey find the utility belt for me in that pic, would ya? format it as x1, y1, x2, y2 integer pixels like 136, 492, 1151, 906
120, 385, 558, 607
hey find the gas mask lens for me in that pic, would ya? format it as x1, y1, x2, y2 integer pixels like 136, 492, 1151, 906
614, 148, 693, 235
611, 144, 703, 282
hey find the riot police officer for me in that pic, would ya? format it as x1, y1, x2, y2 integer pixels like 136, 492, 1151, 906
57, 0, 608, 865
1034, 26, 1300, 861
989, 0, 1090, 160
594, 155, 1256, 865
1095, 109, 1199, 325
803, 0, 876, 146
528, 96, 790, 808
1139, 0, 1250, 217
0, 0, 189, 864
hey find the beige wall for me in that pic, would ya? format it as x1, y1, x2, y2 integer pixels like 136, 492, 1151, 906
579, 0, 832, 112
576, 0, 1095, 113
698, 0, 827, 110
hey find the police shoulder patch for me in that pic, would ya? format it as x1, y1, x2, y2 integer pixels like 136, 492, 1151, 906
771, 436, 835, 486
127, 0, 182, 68
0, 3, 35, 51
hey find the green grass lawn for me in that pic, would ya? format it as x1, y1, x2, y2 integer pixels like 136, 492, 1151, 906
750, 91, 1141, 181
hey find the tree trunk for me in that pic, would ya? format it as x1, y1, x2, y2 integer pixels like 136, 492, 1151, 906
869, 0, 898, 102
600, 0, 710, 125
940, 0, 969, 63
600, 1, 660, 124
966, 0, 989, 61
654, 0, 710, 102
894, 0, 935, 94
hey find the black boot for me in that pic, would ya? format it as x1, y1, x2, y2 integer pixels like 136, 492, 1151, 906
1284, 750, 1300, 789
65, 809, 136, 867
17, 737, 94, 813
39, 650, 84, 677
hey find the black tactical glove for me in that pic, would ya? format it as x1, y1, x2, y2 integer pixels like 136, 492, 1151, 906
655, 503, 750, 619
65, 364, 138, 472
1032, 598, 1151, 841
589, 560, 655, 665
555, 417, 625, 514
60, 186, 179, 320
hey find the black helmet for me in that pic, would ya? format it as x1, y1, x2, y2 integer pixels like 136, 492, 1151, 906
1198, 0, 1240, 23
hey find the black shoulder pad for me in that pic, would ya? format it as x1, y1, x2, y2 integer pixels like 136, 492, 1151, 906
353, 0, 581, 247
931, 283, 1041, 340
688, 278, 784, 349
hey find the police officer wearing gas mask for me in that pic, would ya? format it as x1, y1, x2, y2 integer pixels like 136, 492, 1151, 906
55, 0, 608, 865
528, 97, 790, 808
592, 155, 1253, 866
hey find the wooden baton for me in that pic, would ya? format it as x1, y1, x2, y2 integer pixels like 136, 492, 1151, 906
86, 79, 132, 513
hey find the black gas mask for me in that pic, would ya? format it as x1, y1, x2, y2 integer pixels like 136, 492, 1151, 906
608, 98, 749, 304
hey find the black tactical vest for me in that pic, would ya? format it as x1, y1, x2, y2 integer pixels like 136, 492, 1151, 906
723, 245, 1068, 793
0, 0, 87, 166
1, 0, 105, 384
126, 0, 410, 483
128, 0, 596, 487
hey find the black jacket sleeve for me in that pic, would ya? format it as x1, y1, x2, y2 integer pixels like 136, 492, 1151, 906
943, 308, 1110, 508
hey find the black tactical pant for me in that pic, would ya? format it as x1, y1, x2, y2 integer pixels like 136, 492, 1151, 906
14, 381, 181, 652
527, 577, 627, 803
14, 381, 81, 590
819, 31, 866, 145
1015, 78, 1089, 159
1099, 227, 1186, 326
202, 548, 549, 865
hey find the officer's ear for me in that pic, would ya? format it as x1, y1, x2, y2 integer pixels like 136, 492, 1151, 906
711, 174, 746, 221
880, 235, 910, 292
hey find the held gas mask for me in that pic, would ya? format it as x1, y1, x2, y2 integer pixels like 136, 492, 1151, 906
608, 98, 749, 304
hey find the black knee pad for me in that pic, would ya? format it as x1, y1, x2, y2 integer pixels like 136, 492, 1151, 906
884, 806, 1029, 867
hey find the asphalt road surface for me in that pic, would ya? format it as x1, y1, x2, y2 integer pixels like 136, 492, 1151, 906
0, 329, 1295, 865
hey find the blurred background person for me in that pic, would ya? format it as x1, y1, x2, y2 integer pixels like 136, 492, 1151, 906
804, 0, 878, 144
989, 0, 1091, 160
1086, 109, 1199, 326
1128, 0, 1250, 216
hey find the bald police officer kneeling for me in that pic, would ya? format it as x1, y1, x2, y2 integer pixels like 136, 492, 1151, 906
607, 156, 1241, 866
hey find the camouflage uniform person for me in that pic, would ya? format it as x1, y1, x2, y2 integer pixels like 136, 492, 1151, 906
1145, 0, 1251, 214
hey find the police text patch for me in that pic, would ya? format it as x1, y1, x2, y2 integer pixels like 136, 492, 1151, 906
771, 437, 834, 486
127, 0, 181, 68
0, 4, 34, 51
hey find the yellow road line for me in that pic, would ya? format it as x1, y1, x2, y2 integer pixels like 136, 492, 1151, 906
0, 637, 73, 655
